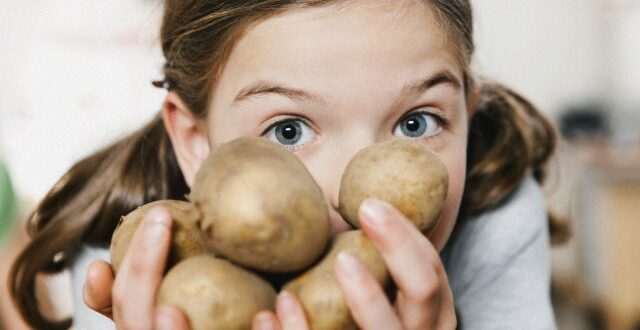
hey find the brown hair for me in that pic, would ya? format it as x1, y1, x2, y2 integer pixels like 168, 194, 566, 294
9, 1, 564, 328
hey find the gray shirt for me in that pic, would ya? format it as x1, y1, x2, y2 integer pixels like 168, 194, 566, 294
441, 176, 556, 329
69, 176, 555, 329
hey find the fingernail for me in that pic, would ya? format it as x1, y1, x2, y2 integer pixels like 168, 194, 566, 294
360, 198, 388, 229
337, 252, 362, 276
277, 291, 296, 313
254, 312, 276, 330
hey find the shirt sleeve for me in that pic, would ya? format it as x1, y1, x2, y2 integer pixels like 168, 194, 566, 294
441, 176, 556, 330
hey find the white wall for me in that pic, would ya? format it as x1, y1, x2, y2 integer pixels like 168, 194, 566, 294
0, 0, 166, 201
473, 0, 610, 116
610, 4, 640, 108
474, 0, 640, 121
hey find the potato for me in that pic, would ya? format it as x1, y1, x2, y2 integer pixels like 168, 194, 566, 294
189, 137, 330, 273
284, 230, 389, 330
338, 139, 448, 233
157, 255, 276, 330
110, 200, 208, 272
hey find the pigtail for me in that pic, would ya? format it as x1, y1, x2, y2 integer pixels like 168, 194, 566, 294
463, 81, 570, 244
9, 115, 189, 329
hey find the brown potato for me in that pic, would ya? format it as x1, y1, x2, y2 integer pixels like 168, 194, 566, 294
189, 137, 330, 273
284, 230, 389, 330
109, 200, 208, 273
338, 139, 448, 233
157, 255, 276, 330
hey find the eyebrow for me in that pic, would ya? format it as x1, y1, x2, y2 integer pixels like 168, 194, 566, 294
233, 81, 327, 105
400, 70, 462, 97
232, 70, 462, 105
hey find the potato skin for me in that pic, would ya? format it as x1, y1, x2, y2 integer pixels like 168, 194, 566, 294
157, 255, 276, 330
339, 139, 448, 233
110, 200, 208, 273
284, 230, 389, 330
189, 137, 330, 273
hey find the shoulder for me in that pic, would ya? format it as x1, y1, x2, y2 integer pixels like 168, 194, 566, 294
443, 175, 549, 270
442, 176, 556, 329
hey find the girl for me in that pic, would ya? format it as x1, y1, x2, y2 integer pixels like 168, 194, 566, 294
10, 0, 560, 329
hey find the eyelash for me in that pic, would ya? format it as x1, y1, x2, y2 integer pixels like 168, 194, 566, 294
399, 109, 447, 127
260, 116, 313, 136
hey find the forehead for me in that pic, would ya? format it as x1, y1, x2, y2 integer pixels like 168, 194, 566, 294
214, 0, 461, 103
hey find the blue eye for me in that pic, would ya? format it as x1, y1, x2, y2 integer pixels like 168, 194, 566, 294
393, 111, 442, 139
263, 118, 315, 151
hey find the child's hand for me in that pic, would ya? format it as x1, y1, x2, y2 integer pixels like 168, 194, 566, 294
251, 291, 310, 330
84, 201, 456, 330
335, 199, 458, 330
83, 207, 189, 330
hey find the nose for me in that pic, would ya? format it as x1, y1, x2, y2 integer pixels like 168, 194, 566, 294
309, 134, 377, 235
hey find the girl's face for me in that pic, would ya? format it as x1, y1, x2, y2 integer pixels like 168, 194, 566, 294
203, 0, 470, 251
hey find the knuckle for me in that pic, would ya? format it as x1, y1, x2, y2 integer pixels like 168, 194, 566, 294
431, 258, 445, 275
411, 275, 440, 303
358, 291, 380, 307
358, 280, 383, 303
359, 287, 377, 302
421, 255, 445, 281
128, 254, 149, 275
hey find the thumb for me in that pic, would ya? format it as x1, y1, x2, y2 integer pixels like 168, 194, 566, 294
83, 260, 114, 319
155, 305, 190, 330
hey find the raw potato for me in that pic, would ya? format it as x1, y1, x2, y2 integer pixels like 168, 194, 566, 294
157, 255, 276, 330
108, 137, 451, 330
284, 230, 389, 330
110, 200, 208, 272
339, 139, 448, 233
190, 137, 330, 273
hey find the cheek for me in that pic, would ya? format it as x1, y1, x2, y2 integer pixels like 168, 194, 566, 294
428, 139, 467, 251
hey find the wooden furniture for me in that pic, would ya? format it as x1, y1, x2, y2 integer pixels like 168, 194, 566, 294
572, 145, 640, 330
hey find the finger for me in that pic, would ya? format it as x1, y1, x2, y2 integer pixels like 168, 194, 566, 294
252, 311, 281, 330
395, 284, 457, 330
359, 198, 447, 328
276, 291, 309, 330
83, 260, 114, 319
112, 206, 173, 329
335, 252, 403, 330
435, 284, 457, 330
155, 305, 190, 330
395, 278, 457, 330
395, 290, 441, 330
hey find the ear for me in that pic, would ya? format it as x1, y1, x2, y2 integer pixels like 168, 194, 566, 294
162, 91, 210, 188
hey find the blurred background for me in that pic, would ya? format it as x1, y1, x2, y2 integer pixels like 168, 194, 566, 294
0, 0, 638, 329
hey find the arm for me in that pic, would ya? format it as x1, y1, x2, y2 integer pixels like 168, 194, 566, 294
442, 176, 556, 330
